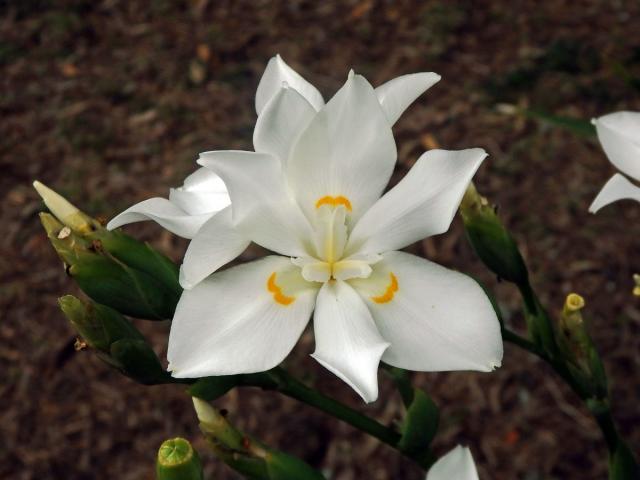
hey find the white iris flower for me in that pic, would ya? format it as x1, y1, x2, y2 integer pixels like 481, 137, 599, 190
144, 55, 502, 402
426, 446, 479, 480
589, 111, 640, 213
108, 167, 231, 239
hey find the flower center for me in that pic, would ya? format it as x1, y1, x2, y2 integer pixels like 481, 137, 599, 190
293, 202, 379, 283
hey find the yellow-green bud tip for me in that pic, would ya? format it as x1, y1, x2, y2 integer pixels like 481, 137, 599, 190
32, 180, 92, 233
565, 293, 585, 313
633, 274, 640, 297
192, 397, 219, 425
158, 438, 195, 467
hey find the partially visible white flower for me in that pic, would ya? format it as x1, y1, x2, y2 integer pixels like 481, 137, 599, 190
426, 446, 479, 480
166, 55, 503, 403
107, 167, 231, 239
589, 111, 640, 213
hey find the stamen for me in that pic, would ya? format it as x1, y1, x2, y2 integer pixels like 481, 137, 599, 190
371, 272, 398, 304
267, 272, 295, 306
315, 195, 352, 211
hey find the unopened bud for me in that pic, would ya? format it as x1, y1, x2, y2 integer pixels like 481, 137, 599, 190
156, 438, 203, 480
459, 183, 529, 286
33, 181, 95, 233
633, 274, 640, 297
59, 295, 170, 384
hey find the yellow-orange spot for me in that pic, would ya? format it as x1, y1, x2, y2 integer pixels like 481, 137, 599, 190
371, 272, 398, 304
315, 195, 352, 211
267, 272, 295, 306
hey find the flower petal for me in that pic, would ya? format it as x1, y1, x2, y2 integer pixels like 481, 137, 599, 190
107, 197, 212, 239
375, 72, 441, 125
347, 148, 486, 256
287, 72, 397, 222
311, 280, 389, 403
179, 206, 251, 289
349, 251, 503, 372
255, 54, 324, 115
198, 150, 314, 257
169, 167, 230, 216
253, 85, 317, 164
589, 173, 640, 213
168, 256, 318, 377
594, 111, 640, 180
426, 446, 479, 480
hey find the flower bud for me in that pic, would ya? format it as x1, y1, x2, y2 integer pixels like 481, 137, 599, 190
633, 274, 640, 297
33, 181, 96, 234
193, 398, 324, 479
39, 211, 179, 320
156, 438, 203, 480
459, 183, 529, 286
558, 293, 607, 395
59, 295, 171, 384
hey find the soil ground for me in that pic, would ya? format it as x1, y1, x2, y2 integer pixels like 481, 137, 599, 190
1, 1, 640, 479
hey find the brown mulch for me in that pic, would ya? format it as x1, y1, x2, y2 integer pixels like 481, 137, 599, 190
2, 1, 639, 478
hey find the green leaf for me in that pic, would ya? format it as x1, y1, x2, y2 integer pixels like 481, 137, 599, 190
398, 388, 439, 457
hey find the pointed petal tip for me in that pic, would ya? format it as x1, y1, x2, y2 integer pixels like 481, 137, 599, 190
310, 352, 381, 403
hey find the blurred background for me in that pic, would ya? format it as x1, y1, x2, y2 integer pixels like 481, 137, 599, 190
2, 0, 640, 478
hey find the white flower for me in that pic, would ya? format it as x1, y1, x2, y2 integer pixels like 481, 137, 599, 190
589, 111, 640, 213
107, 167, 231, 239
426, 446, 479, 480
167, 55, 503, 402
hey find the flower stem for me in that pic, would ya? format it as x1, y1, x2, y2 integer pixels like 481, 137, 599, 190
242, 367, 433, 468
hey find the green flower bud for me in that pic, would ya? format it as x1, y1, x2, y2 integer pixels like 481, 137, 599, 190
58, 295, 171, 385
35, 183, 181, 320
156, 438, 204, 480
459, 183, 529, 286
39, 212, 179, 320
558, 293, 608, 395
58, 295, 144, 352
193, 398, 325, 479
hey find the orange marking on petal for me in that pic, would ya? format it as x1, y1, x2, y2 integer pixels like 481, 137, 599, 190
371, 272, 399, 304
267, 272, 295, 306
315, 195, 352, 211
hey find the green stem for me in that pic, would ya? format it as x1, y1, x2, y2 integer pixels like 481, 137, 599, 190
242, 368, 434, 468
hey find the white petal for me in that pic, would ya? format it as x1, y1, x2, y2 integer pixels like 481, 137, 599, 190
375, 72, 441, 125
253, 85, 317, 164
182, 166, 229, 193
168, 256, 318, 377
255, 55, 324, 114
426, 446, 479, 480
312, 280, 389, 403
347, 148, 486, 256
287, 73, 397, 222
198, 150, 314, 257
168, 189, 230, 216
595, 111, 640, 180
107, 197, 212, 239
169, 167, 231, 216
350, 251, 503, 372
589, 173, 640, 213
179, 207, 251, 289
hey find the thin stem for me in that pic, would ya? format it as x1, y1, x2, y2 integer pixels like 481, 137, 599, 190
242, 367, 433, 469
267, 368, 402, 446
